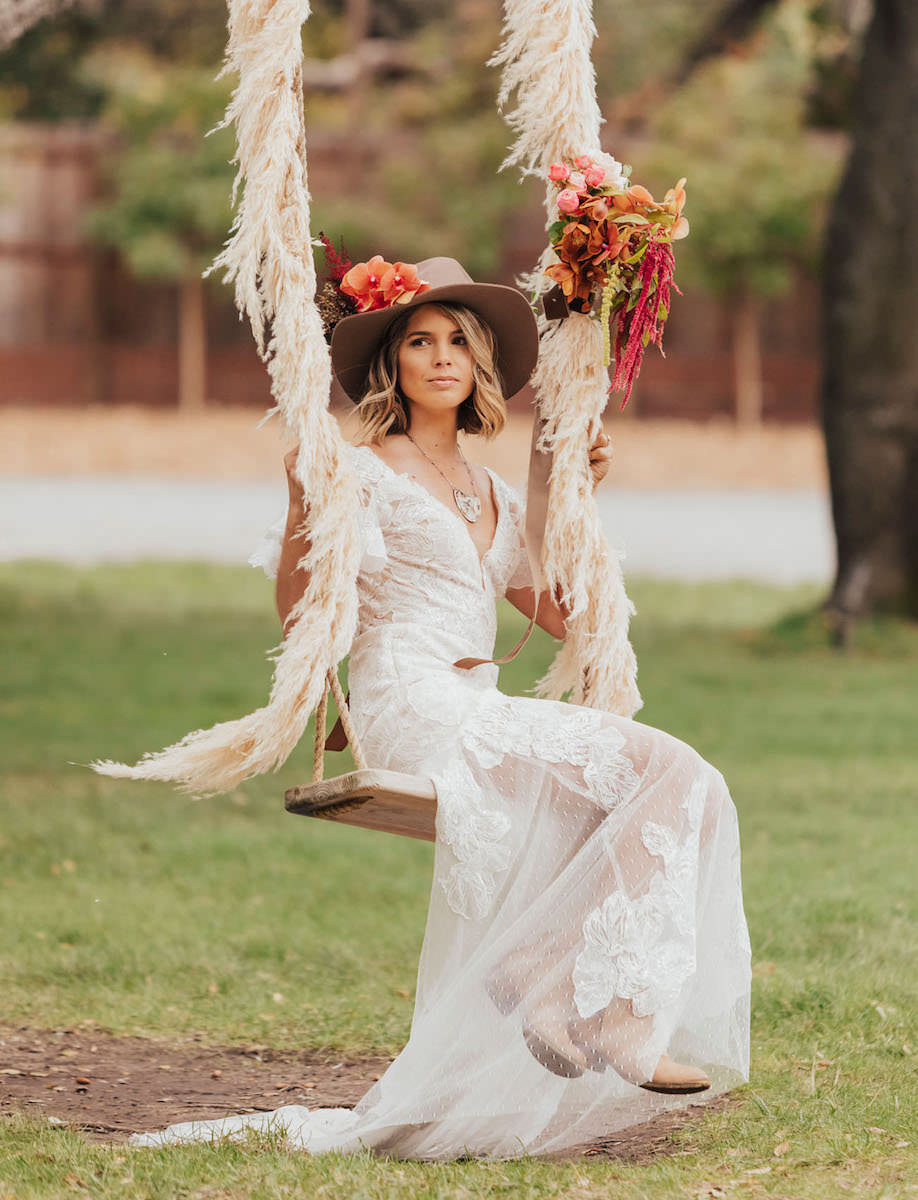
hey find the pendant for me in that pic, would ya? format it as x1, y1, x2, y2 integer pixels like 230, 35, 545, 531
453, 487, 481, 523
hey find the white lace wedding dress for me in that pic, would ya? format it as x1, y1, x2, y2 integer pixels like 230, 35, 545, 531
131, 441, 751, 1159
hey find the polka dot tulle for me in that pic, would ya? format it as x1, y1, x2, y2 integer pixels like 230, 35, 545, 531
134, 443, 751, 1159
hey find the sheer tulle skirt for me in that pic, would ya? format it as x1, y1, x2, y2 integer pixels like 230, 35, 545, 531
131, 637, 751, 1158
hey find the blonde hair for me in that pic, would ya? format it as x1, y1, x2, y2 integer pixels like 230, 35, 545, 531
353, 302, 507, 444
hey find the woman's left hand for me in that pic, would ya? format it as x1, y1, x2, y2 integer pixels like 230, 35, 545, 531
588, 427, 612, 490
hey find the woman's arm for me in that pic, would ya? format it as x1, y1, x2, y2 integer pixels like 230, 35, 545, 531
505, 583, 571, 641
275, 446, 311, 633
504, 425, 612, 640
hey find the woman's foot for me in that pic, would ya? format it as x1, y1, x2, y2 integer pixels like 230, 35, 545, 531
639, 1054, 710, 1094
521, 1007, 589, 1079
570, 1004, 711, 1092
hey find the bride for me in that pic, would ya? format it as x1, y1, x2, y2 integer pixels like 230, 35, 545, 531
130, 256, 751, 1159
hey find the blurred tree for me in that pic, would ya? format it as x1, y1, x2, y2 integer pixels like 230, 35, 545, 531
83, 46, 234, 410
673, 0, 918, 624
643, 1, 842, 426
0, 9, 106, 118
821, 0, 918, 628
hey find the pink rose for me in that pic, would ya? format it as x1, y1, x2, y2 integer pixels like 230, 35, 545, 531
584, 164, 607, 188
568, 171, 587, 192
556, 188, 581, 214
548, 162, 570, 182
574, 155, 593, 170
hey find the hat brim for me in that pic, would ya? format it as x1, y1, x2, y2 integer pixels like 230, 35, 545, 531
330, 282, 539, 403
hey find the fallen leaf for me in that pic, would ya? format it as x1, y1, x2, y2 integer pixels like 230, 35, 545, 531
746, 1166, 771, 1175
211, 1070, 222, 1079
867, 1126, 886, 1135
773, 1141, 790, 1157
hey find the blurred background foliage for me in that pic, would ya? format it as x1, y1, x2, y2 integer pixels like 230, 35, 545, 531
0, 0, 860, 286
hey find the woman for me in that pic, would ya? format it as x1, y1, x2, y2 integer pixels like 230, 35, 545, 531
133, 257, 751, 1159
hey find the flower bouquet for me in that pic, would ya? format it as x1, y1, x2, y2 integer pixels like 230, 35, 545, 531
543, 156, 689, 409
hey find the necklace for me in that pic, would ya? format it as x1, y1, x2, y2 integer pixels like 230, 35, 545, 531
404, 431, 481, 523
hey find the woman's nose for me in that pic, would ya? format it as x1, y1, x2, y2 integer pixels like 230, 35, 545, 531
432, 340, 453, 364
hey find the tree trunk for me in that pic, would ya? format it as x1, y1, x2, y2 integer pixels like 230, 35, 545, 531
731, 288, 763, 428
821, 0, 918, 629
178, 274, 207, 412
346, 0, 370, 132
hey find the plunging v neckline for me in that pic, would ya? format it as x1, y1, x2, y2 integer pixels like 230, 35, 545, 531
354, 443, 503, 570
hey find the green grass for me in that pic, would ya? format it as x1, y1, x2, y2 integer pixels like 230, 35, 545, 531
1, 562, 917, 1198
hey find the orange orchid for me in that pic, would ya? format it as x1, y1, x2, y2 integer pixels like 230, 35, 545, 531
340, 254, 391, 312
380, 261, 430, 306
627, 184, 656, 206
340, 255, 430, 313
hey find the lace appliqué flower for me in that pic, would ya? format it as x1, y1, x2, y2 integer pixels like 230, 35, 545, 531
572, 873, 697, 1019
461, 700, 640, 813
572, 771, 707, 1019
432, 757, 513, 922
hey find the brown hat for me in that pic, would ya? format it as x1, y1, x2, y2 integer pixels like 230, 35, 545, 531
329, 256, 539, 403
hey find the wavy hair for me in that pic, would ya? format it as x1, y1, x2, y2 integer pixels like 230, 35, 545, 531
352, 302, 507, 444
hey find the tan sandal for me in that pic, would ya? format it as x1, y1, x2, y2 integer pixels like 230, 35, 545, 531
569, 1014, 710, 1092
638, 1054, 710, 1094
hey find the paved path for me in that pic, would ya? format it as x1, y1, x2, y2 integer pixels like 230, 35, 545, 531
1, 476, 835, 584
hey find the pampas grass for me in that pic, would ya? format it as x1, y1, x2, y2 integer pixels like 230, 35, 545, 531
93, 1, 361, 794
493, 0, 642, 716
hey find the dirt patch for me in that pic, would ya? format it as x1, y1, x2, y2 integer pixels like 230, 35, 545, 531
0, 404, 826, 490
0, 1023, 738, 1161
0, 1023, 389, 1143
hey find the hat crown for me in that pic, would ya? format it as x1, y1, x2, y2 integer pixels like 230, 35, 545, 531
414, 257, 474, 290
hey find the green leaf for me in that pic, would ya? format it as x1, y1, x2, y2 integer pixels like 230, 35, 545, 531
547, 220, 566, 243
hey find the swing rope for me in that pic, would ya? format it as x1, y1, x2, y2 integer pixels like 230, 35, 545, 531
312, 671, 368, 783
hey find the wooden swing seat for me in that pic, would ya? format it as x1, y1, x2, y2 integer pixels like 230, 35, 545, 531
284, 669, 438, 841
285, 768, 437, 842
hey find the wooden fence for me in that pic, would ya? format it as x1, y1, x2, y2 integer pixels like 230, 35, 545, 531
0, 121, 822, 421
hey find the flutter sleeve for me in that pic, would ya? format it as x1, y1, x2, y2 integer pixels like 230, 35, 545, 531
354, 484, 389, 574
250, 446, 390, 581
248, 511, 286, 580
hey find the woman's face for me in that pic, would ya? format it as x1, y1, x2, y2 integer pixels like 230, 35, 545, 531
396, 305, 475, 416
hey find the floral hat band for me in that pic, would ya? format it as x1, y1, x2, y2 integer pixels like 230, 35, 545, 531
340, 255, 430, 312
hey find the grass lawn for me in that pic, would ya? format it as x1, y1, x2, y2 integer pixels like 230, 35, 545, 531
1, 561, 916, 1198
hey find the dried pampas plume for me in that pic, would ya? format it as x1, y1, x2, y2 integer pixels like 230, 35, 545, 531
492, 0, 642, 718
92, 0, 360, 795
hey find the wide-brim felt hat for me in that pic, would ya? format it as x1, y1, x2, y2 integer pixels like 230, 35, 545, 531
330, 257, 539, 403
